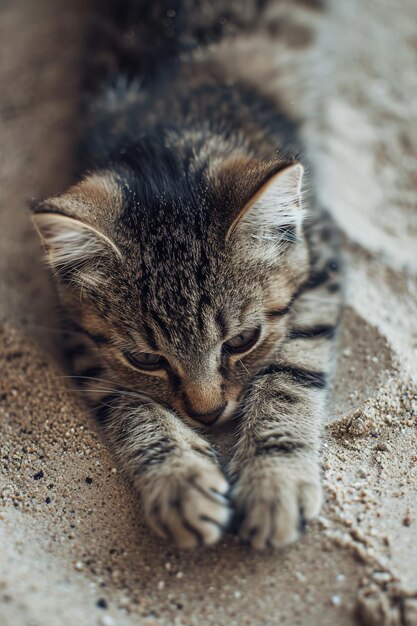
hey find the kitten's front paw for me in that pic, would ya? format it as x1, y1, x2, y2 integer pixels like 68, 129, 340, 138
233, 457, 322, 550
142, 454, 232, 548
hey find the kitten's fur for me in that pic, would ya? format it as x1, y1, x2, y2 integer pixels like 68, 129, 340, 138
32, 0, 342, 549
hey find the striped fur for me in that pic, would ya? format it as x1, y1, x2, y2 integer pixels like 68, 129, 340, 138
31, 0, 342, 549
230, 216, 342, 548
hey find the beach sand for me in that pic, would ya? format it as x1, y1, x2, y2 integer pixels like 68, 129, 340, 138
1, 1, 416, 625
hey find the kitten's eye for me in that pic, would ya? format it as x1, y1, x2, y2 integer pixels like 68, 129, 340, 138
223, 327, 261, 355
124, 351, 167, 371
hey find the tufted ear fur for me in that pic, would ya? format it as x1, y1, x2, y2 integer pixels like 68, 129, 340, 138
228, 163, 304, 251
32, 175, 122, 288
227, 163, 305, 259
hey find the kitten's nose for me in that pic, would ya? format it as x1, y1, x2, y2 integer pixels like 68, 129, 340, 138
189, 404, 226, 425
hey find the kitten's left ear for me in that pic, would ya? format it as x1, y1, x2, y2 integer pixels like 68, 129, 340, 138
226, 162, 305, 248
31, 175, 122, 287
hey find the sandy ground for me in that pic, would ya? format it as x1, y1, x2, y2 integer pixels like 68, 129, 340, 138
1, 1, 417, 625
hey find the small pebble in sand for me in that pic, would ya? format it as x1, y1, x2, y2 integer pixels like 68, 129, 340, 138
336, 574, 346, 583
157, 581, 165, 590
357, 467, 367, 479
234, 591, 242, 599
74, 561, 83, 571
97, 598, 108, 609
33, 470, 44, 480
342, 348, 351, 358
331, 595, 342, 606
403, 513, 413, 527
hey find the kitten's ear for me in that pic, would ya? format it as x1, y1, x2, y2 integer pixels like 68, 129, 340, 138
227, 163, 305, 254
31, 177, 122, 287
32, 211, 122, 272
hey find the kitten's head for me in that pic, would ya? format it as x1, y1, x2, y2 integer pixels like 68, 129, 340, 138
32, 147, 309, 427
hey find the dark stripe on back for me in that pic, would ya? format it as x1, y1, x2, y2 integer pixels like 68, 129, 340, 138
257, 363, 327, 389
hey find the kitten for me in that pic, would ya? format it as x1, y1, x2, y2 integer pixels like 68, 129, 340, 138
31, 0, 342, 549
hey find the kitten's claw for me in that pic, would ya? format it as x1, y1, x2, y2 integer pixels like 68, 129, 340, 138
232, 457, 322, 550
142, 454, 232, 548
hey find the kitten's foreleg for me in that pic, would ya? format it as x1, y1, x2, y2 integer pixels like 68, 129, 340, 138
230, 256, 342, 550
64, 334, 232, 548
98, 398, 232, 547
229, 367, 326, 549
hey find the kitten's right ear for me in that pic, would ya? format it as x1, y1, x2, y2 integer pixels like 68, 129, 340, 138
216, 157, 305, 262
31, 176, 122, 287
226, 162, 304, 243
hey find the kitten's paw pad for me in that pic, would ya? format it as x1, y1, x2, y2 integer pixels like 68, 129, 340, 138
233, 460, 322, 550
144, 457, 232, 548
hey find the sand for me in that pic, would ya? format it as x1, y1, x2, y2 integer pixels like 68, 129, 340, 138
1, 1, 417, 625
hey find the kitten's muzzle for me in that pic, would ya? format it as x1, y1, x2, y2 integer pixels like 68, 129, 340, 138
188, 403, 227, 425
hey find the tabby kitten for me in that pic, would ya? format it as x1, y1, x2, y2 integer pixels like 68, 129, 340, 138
32, 0, 342, 549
